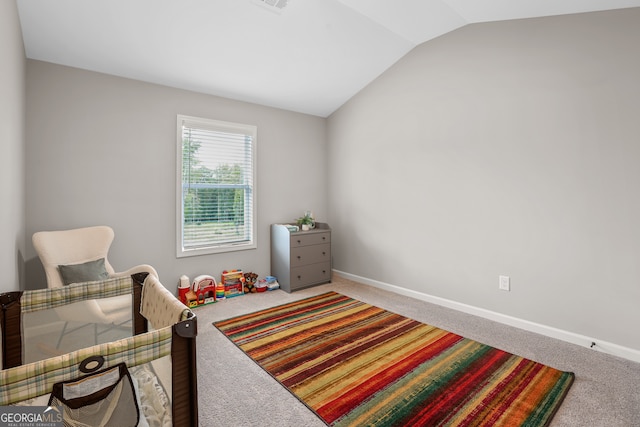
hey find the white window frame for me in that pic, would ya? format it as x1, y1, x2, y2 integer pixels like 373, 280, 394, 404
176, 115, 257, 257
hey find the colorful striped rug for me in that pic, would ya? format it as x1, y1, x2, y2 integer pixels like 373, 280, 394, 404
214, 292, 574, 426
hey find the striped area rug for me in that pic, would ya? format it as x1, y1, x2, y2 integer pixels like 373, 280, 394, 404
214, 292, 574, 426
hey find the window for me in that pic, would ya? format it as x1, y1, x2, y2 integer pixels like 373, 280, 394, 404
176, 115, 257, 257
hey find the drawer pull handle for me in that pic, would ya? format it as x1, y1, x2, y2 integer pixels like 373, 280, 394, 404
297, 240, 301, 244
322, 236, 326, 240
297, 275, 301, 280
297, 256, 301, 259
322, 252, 326, 255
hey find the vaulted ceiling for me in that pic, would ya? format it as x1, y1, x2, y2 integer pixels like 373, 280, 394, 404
16, 0, 640, 117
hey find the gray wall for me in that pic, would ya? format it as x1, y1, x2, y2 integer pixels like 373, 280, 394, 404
327, 9, 640, 352
25, 61, 327, 289
18, 6, 640, 356
0, 0, 26, 292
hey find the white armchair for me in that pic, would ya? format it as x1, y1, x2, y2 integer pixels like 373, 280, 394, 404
32, 225, 158, 347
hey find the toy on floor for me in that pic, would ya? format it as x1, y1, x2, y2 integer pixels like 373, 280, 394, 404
265, 275, 280, 290
215, 281, 226, 300
243, 272, 258, 293
179, 275, 217, 308
255, 279, 268, 292
178, 275, 190, 303
256, 276, 280, 292
221, 270, 245, 298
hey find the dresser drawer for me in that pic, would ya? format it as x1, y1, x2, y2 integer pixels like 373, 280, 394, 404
290, 231, 330, 248
290, 262, 331, 289
290, 243, 330, 267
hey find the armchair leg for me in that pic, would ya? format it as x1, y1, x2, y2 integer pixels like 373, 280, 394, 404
55, 322, 97, 349
55, 319, 131, 349
56, 322, 69, 349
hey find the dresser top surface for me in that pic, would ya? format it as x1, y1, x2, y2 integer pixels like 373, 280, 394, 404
273, 222, 331, 234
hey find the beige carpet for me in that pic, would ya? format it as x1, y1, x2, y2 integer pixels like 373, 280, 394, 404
195, 274, 640, 427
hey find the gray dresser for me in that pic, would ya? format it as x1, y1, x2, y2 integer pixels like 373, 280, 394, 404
270, 223, 331, 292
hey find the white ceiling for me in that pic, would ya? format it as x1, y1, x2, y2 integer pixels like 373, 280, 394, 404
16, 0, 640, 117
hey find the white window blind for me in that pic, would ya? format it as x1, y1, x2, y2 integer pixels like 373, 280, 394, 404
176, 115, 257, 257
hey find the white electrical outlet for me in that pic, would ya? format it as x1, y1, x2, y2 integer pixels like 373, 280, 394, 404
499, 275, 510, 291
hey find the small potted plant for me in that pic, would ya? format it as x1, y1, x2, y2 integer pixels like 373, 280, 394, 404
296, 212, 315, 231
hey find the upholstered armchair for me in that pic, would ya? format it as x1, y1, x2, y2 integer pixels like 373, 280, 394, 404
32, 225, 158, 347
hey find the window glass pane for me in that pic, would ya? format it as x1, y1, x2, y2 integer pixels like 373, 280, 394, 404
177, 116, 256, 256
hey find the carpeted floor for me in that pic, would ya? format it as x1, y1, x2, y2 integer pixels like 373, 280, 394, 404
195, 275, 640, 427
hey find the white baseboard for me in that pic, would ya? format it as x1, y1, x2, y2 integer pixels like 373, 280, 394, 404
334, 270, 640, 364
